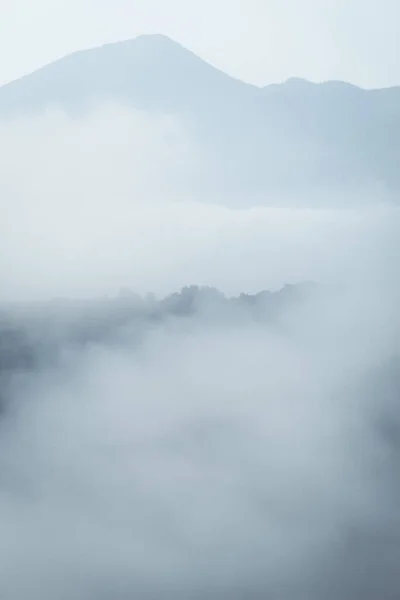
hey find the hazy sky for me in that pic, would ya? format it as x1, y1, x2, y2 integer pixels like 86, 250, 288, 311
1, 0, 399, 88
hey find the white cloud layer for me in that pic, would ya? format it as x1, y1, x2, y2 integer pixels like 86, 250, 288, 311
1, 105, 398, 301
0, 102, 399, 599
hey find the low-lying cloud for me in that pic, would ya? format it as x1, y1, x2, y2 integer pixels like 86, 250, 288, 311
0, 101, 399, 599
0, 103, 398, 301
1, 285, 399, 599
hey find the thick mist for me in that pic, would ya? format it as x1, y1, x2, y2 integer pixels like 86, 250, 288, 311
0, 104, 399, 301
0, 101, 399, 599
1, 286, 399, 599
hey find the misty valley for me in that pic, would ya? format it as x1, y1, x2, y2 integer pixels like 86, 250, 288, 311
0, 283, 399, 599
1, 28, 400, 600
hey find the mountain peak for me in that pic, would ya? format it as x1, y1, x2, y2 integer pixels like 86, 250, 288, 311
132, 33, 180, 46
91, 33, 205, 68
103, 33, 188, 56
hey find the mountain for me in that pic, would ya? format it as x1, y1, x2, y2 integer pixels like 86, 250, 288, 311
1, 34, 399, 204
0, 35, 256, 117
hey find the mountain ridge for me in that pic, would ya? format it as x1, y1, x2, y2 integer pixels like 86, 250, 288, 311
1, 34, 399, 204
2, 35, 399, 93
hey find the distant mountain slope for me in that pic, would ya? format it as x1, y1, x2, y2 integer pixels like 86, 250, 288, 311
1, 34, 399, 204
0, 35, 257, 116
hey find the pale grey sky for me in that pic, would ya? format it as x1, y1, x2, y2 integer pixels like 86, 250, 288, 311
1, 0, 399, 88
